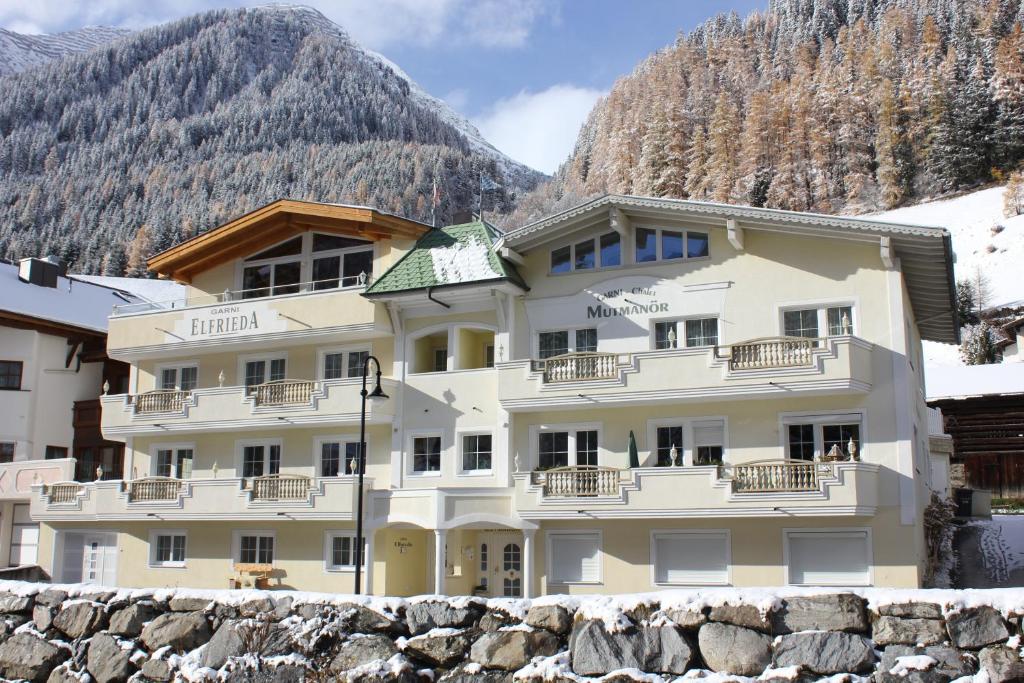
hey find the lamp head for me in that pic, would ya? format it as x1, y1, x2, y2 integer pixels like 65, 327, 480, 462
368, 376, 389, 401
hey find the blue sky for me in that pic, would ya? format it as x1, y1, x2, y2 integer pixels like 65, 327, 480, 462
0, 1, 767, 173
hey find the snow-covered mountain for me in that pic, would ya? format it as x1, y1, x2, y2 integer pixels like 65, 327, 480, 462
0, 26, 131, 76
871, 185, 1024, 370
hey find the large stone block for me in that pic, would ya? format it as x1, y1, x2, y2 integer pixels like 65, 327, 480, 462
873, 616, 947, 646
403, 629, 474, 668
0, 593, 34, 614
470, 630, 560, 671
53, 601, 107, 639
108, 602, 161, 637
946, 607, 1010, 649
525, 605, 573, 635
708, 603, 770, 632
698, 622, 772, 676
140, 611, 212, 652
875, 645, 976, 683
332, 634, 400, 672
569, 619, 694, 676
771, 594, 868, 634
980, 644, 1024, 683
87, 632, 135, 683
200, 619, 292, 670
405, 601, 482, 636
773, 631, 875, 675
0, 633, 67, 682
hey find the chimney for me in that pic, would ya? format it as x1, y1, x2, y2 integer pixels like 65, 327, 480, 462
451, 210, 475, 225
18, 256, 64, 288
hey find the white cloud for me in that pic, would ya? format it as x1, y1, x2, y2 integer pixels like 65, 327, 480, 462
442, 88, 470, 112
473, 84, 604, 174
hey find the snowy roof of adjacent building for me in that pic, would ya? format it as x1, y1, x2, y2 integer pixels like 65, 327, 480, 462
500, 194, 959, 345
0, 262, 147, 334
70, 274, 185, 304
926, 363, 1024, 401
364, 221, 527, 296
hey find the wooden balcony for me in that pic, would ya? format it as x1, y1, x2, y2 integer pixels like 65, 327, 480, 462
531, 353, 620, 383
127, 477, 182, 502
725, 337, 819, 370
132, 390, 190, 414
249, 474, 312, 501
251, 380, 314, 407
726, 460, 835, 492
44, 482, 83, 504
534, 466, 621, 497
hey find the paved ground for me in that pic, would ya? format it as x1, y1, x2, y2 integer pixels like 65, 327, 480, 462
954, 515, 1024, 588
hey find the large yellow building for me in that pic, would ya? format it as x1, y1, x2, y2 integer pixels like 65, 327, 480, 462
30, 196, 958, 595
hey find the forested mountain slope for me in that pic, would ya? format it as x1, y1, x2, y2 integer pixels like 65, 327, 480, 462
0, 6, 541, 273
504, 0, 1024, 226
0, 26, 131, 76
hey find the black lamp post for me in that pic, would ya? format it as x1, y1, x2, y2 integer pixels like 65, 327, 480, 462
354, 355, 388, 595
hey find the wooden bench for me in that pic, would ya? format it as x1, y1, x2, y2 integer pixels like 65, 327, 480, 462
230, 562, 273, 589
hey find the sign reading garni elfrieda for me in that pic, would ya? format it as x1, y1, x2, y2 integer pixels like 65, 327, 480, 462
168, 300, 287, 343
525, 275, 728, 354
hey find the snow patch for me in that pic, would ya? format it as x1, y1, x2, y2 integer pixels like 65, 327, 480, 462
889, 655, 937, 676
429, 238, 501, 284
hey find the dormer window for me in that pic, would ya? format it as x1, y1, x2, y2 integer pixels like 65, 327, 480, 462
239, 233, 374, 300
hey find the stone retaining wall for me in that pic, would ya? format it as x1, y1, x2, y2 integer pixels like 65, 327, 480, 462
0, 583, 1020, 682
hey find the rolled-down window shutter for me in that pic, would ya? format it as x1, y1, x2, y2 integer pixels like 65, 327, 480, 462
551, 533, 600, 583
693, 420, 724, 447
787, 530, 870, 586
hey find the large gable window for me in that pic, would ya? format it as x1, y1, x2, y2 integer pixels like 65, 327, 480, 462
239, 233, 373, 300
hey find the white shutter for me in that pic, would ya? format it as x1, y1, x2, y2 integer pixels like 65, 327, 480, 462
550, 533, 601, 583
693, 421, 724, 447
787, 530, 870, 586
654, 532, 729, 584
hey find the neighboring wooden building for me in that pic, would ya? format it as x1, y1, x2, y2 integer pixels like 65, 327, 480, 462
928, 364, 1024, 499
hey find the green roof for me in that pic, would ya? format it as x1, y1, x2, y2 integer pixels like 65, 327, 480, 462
364, 220, 527, 296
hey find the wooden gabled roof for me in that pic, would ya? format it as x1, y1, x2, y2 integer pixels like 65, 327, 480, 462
147, 200, 432, 282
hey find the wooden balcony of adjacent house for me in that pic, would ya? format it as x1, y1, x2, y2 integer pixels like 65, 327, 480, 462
101, 377, 397, 436
498, 335, 874, 411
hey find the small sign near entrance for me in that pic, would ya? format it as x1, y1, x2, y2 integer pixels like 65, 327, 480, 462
169, 300, 286, 343
394, 537, 413, 554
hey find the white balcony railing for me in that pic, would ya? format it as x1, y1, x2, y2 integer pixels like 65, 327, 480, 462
127, 477, 182, 502
44, 482, 83, 504
725, 337, 820, 370
132, 390, 190, 414
251, 380, 315, 407
536, 466, 621, 497
728, 461, 833, 492
249, 474, 312, 500
532, 353, 619, 383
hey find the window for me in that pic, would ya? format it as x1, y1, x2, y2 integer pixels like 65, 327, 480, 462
636, 227, 710, 263
413, 436, 441, 473
548, 531, 601, 584
653, 531, 729, 585
0, 443, 13, 463
576, 430, 598, 466
241, 443, 281, 478
785, 415, 863, 461
326, 532, 367, 570
242, 236, 302, 299
538, 431, 569, 470
694, 421, 725, 465
319, 440, 364, 476
0, 361, 23, 390
155, 447, 193, 479
538, 328, 597, 358
159, 365, 197, 391
551, 232, 621, 273
45, 446, 68, 460
685, 319, 718, 347
462, 434, 492, 472
238, 534, 275, 564
485, 345, 495, 368
244, 358, 286, 391
786, 529, 870, 586
783, 305, 855, 339
322, 349, 369, 380
654, 321, 679, 350
151, 533, 187, 567
312, 234, 374, 290
656, 426, 682, 466
480, 543, 488, 572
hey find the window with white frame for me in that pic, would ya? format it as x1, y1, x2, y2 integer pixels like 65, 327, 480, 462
655, 425, 683, 466
785, 529, 871, 586
325, 532, 367, 571
242, 237, 302, 298
240, 442, 281, 478
694, 420, 725, 465
433, 349, 448, 372
536, 428, 598, 470
237, 533, 275, 564
311, 233, 374, 290
550, 232, 621, 274
652, 531, 729, 585
244, 357, 286, 392
319, 439, 364, 476
150, 531, 187, 567
461, 434, 492, 472
635, 227, 710, 264
648, 418, 725, 467
412, 435, 442, 473
784, 414, 862, 461
154, 446, 193, 479
654, 318, 718, 350
240, 233, 374, 300
159, 364, 198, 391
538, 328, 597, 359
548, 531, 601, 584
783, 305, 854, 339
322, 349, 370, 380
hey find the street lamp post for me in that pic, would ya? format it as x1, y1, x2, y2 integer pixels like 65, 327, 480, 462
355, 355, 388, 595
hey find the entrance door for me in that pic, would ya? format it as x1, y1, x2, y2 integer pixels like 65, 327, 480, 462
477, 531, 522, 597
61, 532, 117, 585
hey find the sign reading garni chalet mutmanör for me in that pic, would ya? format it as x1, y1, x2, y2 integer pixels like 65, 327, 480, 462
586, 285, 671, 319
169, 300, 286, 342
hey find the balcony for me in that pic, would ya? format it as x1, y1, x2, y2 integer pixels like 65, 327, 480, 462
101, 377, 397, 436
105, 286, 391, 360
513, 459, 879, 518
32, 474, 371, 521
498, 336, 873, 411
0, 458, 76, 501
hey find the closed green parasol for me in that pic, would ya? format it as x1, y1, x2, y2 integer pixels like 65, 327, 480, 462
628, 430, 640, 468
